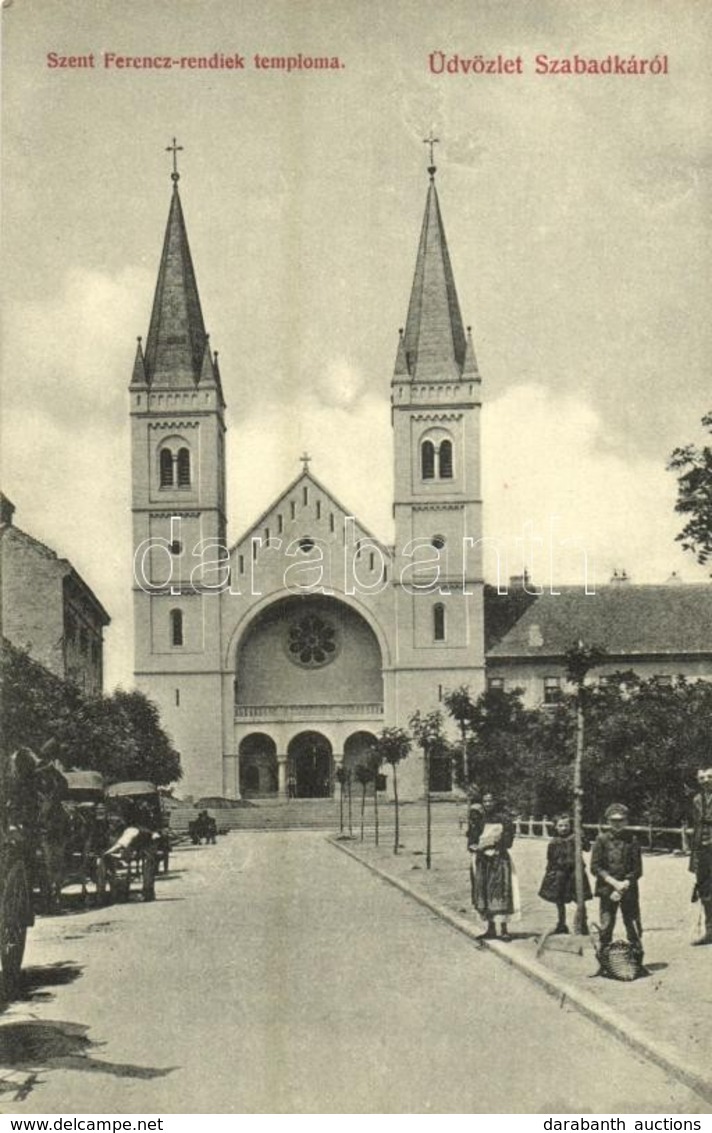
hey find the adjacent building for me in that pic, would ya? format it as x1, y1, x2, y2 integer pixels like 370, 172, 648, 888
0, 494, 110, 696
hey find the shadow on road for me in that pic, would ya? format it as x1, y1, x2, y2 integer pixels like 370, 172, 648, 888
0, 1019, 176, 1100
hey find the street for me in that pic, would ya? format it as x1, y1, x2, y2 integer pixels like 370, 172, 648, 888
0, 832, 706, 1114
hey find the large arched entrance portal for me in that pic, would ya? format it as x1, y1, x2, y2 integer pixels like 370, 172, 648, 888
288, 731, 333, 798
239, 733, 278, 797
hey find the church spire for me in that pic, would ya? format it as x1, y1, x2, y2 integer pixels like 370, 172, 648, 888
143, 153, 208, 388
398, 152, 468, 383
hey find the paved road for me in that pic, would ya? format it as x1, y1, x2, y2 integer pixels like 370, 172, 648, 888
0, 833, 706, 1113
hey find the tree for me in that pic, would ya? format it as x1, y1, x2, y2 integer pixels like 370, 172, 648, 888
354, 763, 373, 842
409, 709, 447, 869
368, 748, 383, 846
443, 686, 473, 785
0, 640, 181, 786
375, 727, 411, 853
669, 411, 712, 568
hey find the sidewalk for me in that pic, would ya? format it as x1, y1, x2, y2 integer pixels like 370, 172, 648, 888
331, 812, 712, 1101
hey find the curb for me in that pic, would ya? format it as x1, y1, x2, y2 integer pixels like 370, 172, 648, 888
329, 836, 712, 1106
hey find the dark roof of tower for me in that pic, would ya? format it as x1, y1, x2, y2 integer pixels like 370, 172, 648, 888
401, 176, 468, 382
143, 183, 208, 387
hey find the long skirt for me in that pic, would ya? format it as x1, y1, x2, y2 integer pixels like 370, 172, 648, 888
472, 849, 518, 919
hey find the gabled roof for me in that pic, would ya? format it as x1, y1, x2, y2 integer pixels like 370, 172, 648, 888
488, 585, 712, 659
142, 183, 208, 388
399, 174, 468, 382
230, 468, 390, 557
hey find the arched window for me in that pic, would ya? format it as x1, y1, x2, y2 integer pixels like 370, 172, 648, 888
421, 440, 435, 480
439, 440, 453, 479
160, 449, 174, 488
433, 603, 446, 642
177, 448, 191, 487
170, 608, 184, 647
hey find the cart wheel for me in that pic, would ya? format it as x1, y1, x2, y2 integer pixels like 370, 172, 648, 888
1, 862, 29, 998
142, 853, 156, 902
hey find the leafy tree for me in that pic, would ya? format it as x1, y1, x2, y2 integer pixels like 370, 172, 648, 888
669, 411, 712, 568
354, 763, 373, 842
409, 709, 448, 869
443, 686, 473, 785
1, 640, 181, 786
375, 727, 411, 853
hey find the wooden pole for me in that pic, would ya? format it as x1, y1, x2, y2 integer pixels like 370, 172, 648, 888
426, 745, 432, 870
573, 688, 585, 934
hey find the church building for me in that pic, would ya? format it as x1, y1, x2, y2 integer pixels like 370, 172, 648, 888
130, 151, 485, 801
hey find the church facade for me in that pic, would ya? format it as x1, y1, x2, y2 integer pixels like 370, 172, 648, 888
130, 157, 485, 801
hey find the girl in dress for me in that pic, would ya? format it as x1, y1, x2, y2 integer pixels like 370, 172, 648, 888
538, 813, 591, 934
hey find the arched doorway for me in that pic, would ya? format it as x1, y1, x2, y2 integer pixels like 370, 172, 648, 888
288, 732, 333, 798
239, 733, 278, 797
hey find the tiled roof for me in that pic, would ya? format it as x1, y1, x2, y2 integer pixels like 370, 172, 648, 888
400, 177, 468, 382
487, 584, 712, 659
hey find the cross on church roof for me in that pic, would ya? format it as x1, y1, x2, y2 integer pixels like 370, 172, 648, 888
423, 130, 439, 177
166, 137, 184, 182
300, 452, 312, 472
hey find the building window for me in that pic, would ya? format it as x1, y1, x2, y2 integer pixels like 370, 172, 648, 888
329, 513, 335, 533
175, 688, 180, 707
421, 440, 435, 480
299, 536, 315, 553
433, 603, 446, 642
543, 676, 562, 705
160, 449, 174, 488
170, 540, 182, 555
239, 554, 244, 574
654, 674, 673, 687
264, 527, 270, 542
278, 514, 283, 534
290, 501, 296, 520
316, 500, 321, 520
177, 448, 191, 487
431, 534, 446, 550
439, 440, 453, 479
170, 609, 184, 647
303, 486, 309, 505
487, 677, 505, 692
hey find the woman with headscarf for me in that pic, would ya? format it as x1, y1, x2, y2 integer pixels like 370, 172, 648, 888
471, 791, 518, 941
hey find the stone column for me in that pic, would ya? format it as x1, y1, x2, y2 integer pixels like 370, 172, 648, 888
277, 755, 287, 799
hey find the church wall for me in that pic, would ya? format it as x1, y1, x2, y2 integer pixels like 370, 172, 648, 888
135, 670, 224, 800
235, 596, 383, 706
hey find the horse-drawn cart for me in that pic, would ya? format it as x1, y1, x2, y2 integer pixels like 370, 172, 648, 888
1, 749, 38, 996
104, 781, 166, 902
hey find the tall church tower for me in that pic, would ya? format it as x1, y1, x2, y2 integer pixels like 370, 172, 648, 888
390, 150, 485, 729
129, 155, 227, 796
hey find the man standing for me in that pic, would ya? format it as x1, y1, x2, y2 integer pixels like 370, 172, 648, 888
690, 767, 712, 946
591, 803, 643, 952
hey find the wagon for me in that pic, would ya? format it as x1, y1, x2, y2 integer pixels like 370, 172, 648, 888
1, 749, 38, 996
104, 781, 166, 902
61, 770, 111, 906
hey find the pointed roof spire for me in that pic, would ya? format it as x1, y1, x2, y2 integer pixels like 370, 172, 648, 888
399, 148, 467, 382
143, 147, 208, 387
130, 336, 147, 387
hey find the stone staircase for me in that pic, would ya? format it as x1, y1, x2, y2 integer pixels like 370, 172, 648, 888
167, 797, 466, 836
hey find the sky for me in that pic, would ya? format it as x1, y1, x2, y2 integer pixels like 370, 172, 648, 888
1, 0, 711, 690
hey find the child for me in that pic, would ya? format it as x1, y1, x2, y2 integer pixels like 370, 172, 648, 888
538, 813, 591, 934
590, 802, 643, 951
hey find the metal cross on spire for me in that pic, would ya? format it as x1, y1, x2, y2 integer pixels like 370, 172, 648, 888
166, 137, 184, 182
423, 130, 439, 177
300, 451, 312, 473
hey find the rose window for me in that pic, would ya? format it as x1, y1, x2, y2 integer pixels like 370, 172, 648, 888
286, 615, 339, 668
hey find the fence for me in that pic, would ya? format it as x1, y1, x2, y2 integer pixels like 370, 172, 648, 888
514, 815, 692, 853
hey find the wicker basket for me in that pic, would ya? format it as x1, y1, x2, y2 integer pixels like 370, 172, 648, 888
599, 940, 644, 981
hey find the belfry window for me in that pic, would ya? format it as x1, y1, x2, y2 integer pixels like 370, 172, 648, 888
421, 440, 435, 480
433, 603, 446, 642
170, 608, 184, 647
177, 448, 191, 487
160, 449, 174, 488
439, 440, 453, 479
